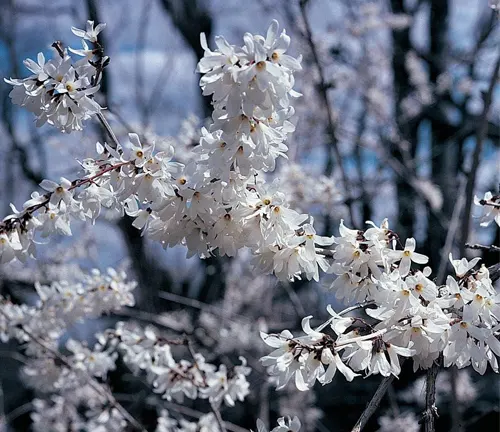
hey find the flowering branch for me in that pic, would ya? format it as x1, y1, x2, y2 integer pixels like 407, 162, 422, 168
0, 308, 147, 432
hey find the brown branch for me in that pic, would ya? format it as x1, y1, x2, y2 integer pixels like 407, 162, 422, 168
0, 161, 130, 234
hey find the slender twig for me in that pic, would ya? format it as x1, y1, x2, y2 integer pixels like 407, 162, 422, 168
465, 243, 500, 252
210, 402, 227, 432
480, 200, 500, 208
315, 301, 374, 332
351, 375, 396, 432
97, 112, 121, 150
158, 291, 251, 323
436, 175, 466, 284
298, 0, 355, 225
0, 160, 130, 233
4, 402, 33, 423
282, 281, 306, 317
181, 337, 227, 432
459, 51, 500, 253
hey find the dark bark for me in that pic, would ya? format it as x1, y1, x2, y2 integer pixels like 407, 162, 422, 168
428, 0, 454, 267
390, 0, 418, 242
158, 0, 213, 117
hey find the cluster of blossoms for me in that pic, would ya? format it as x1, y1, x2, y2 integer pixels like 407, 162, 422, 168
155, 412, 301, 432
1, 17, 499, 431
0, 20, 336, 286
261, 219, 500, 392
0, 267, 135, 347
4, 21, 107, 132
0, 266, 251, 430
0, 268, 134, 430
156, 410, 220, 432
103, 321, 251, 406
278, 163, 344, 217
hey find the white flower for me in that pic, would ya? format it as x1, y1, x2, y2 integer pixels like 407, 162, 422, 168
0, 233, 22, 264
449, 253, 481, 278
40, 177, 74, 205
254, 416, 302, 432
71, 20, 106, 43
387, 238, 428, 276
474, 191, 500, 227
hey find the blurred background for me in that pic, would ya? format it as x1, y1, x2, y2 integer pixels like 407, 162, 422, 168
0, 0, 498, 431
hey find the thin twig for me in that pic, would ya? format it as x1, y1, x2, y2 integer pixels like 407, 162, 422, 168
4, 402, 33, 424
282, 281, 306, 317
465, 243, 500, 253
315, 247, 335, 258
298, 0, 355, 225
436, 175, 466, 285
97, 112, 121, 150
210, 402, 227, 432
158, 291, 251, 323
351, 374, 396, 432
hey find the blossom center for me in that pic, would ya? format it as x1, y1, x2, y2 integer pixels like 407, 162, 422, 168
256, 61, 266, 71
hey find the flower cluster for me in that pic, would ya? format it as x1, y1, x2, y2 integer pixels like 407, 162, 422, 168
261, 220, 500, 392
1, 20, 336, 285
1, 15, 499, 431
0, 264, 252, 430
0, 133, 179, 264
104, 321, 251, 406
4, 21, 106, 132
156, 410, 220, 432
0, 267, 135, 349
0, 268, 135, 430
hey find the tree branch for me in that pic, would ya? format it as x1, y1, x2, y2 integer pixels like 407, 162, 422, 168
465, 243, 500, 253
421, 359, 440, 432
351, 374, 395, 432
459, 51, 500, 254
